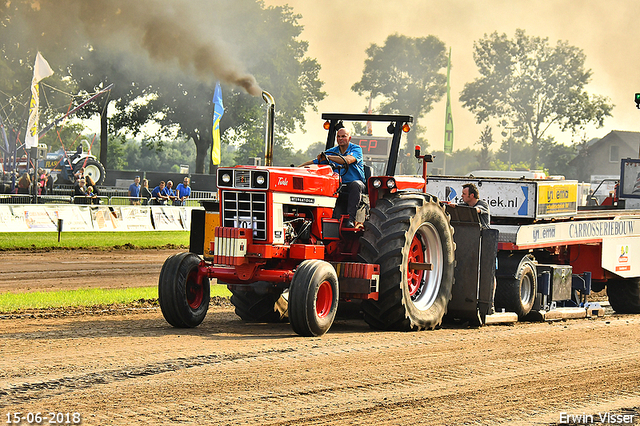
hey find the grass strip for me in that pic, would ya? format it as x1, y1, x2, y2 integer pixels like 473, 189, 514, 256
0, 285, 232, 312
0, 231, 190, 250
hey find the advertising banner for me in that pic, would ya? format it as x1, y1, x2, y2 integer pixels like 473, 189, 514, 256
151, 206, 186, 231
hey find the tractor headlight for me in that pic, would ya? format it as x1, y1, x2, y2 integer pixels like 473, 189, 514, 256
372, 178, 382, 189
386, 179, 396, 189
218, 170, 233, 187
252, 171, 268, 189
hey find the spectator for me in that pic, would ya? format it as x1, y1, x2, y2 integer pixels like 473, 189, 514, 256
86, 176, 100, 205
74, 166, 85, 181
174, 177, 191, 206
128, 176, 141, 205
17, 173, 31, 195
37, 168, 47, 195
86, 185, 97, 204
73, 178, 88, 204
45, 172, 54, 194
151, 181, 169, 205
166, 180, 176, 204
140, 179, 152, 205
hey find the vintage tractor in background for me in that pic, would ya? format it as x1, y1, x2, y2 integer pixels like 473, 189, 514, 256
158, 91, 482, 337
42, 139, 106, 185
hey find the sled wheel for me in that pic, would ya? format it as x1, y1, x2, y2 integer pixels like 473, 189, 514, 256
229, 283, 288, 323
289, 260, 339, 337
494, 254, 537, 318
359, 194, 456, 331
158, 252, 210, 328
606, 277, 640, 314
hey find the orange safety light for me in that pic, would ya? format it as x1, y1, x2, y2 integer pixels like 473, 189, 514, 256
323, 120, 331, 130
402, 123, 411, 133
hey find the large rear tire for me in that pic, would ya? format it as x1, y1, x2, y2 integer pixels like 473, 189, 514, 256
607, 277, 640, 314
289, 260, 339, 337
74, 158, 106, 185
358, 194, 455, 331
229, 283, 288, 323
158, 252, 210, 328
494, 254, 537, 318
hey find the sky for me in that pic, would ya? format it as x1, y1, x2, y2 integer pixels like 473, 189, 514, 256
262, 0, 640, 154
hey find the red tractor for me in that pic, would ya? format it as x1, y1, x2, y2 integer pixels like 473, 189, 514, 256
159, 92, 473, 336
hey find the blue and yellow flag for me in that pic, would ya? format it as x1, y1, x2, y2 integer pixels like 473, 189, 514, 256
211, 82, 224, 165
444, 48, 454, 154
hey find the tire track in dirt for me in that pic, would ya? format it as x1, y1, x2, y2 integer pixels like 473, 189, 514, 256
2, 312, 639, 425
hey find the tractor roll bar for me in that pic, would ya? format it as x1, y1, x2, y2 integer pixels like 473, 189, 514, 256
321, 113, 413, 177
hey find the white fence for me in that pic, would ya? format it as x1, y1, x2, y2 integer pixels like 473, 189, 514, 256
0, 204, 202, 232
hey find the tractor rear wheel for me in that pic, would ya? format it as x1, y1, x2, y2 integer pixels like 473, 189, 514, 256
229, 284, 288, 323
289, 260, 339, 337
158, 252, 210, 327
74, 158, 106, 185
359, 194, 455, 331
607, 277, 640, 313
494, 254, 537, 318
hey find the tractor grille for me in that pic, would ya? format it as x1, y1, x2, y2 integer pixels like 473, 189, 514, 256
221, 191, 267, 240
234, 170, 251, 188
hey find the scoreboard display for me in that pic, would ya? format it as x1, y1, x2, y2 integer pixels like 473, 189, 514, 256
351, 136, 390, 158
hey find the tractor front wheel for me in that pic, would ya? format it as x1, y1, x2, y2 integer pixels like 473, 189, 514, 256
158, 252, 210, 327
289, 260, 339, 337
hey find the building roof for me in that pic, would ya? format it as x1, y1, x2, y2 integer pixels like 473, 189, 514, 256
590, 130, 640, 153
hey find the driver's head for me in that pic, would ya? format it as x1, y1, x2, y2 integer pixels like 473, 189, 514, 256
336, 128, 351, 147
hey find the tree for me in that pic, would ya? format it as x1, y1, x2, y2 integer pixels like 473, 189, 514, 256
475, 125, 494, 169
3, 0, 325, 174
107, 1, 325, 173
460, 29, 613, 168
352, 34, 449, 151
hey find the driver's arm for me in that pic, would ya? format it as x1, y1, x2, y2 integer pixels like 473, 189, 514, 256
324, 154, 355, 165
299, 152, 329, 167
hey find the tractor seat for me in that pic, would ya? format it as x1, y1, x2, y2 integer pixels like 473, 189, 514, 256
363, 164, 372, 194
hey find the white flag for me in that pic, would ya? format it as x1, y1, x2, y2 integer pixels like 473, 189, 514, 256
25, 52, 54, 148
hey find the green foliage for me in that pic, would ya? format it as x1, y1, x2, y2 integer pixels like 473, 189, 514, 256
475, 125, 494, 169
352, 34, 448, 150
1, 1, 324, 175
105, 1, 326, 174
0, 286, 232, 312
460, 29, 613, 168
428, 148, 481, 176
37, 123, 86, 153
0, 231, 189, 250
96, 136, 198, 172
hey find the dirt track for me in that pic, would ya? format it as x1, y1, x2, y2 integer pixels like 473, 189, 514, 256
1, 250, 640, 425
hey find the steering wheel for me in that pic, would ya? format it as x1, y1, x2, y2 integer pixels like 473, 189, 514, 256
322, 151, 349, 177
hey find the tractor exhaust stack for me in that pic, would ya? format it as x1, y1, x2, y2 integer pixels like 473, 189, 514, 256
262, 91, 275, 166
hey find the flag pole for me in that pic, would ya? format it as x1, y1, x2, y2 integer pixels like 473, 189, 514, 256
443, 47, 453, 176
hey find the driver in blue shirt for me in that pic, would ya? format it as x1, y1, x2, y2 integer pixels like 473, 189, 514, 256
300, 128, 365, 228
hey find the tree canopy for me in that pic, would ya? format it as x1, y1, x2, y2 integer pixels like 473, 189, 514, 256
352, 34, 449, 150
459, 29, 613, 168
1, 0, 325, 174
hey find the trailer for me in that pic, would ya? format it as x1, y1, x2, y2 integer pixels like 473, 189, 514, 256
427, 165, 640, 323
